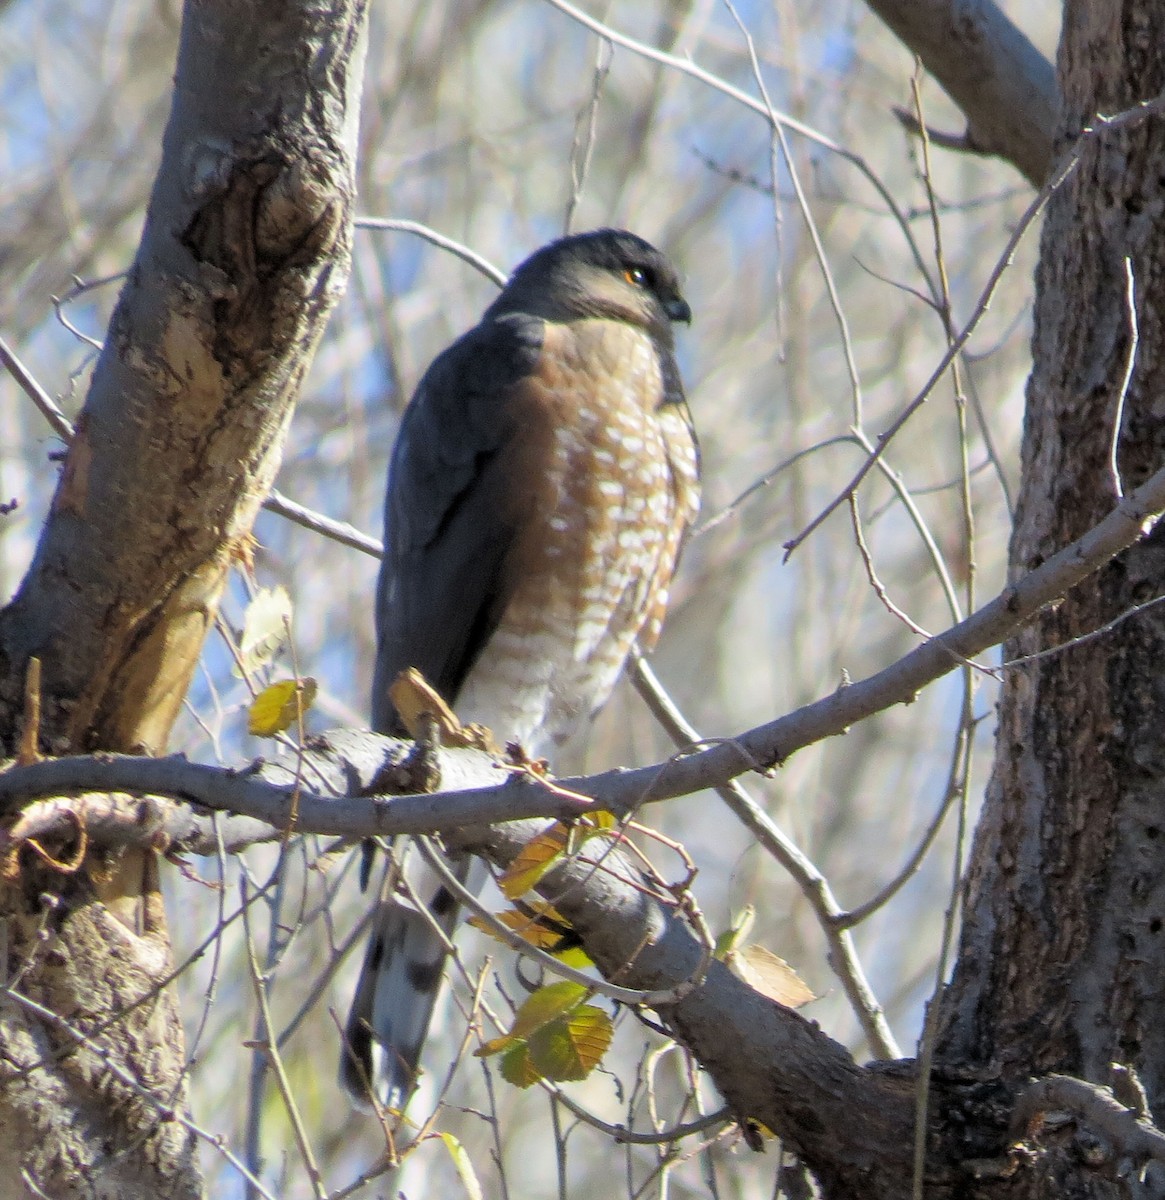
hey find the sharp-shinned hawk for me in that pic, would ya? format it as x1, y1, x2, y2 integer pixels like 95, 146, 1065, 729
341, 228, 700, 1112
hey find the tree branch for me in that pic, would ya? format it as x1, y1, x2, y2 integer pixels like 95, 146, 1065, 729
0, 4, 371, 1196
474, 808, 917, 1198
866, 0, 1057, 186
0, 2, 366, 757
0, 729, 591, 855
4, 454, 1164, 1194
1013, 1074, 1165, 1172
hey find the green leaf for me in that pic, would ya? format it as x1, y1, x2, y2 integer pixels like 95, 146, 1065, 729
509, 981, 589, 1040
527, 1003, 613, 1082
714, 904, 756, 960
499, 1043, 542, 1088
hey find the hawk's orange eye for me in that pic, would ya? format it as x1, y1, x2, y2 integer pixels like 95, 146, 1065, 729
624, 266, 649, 287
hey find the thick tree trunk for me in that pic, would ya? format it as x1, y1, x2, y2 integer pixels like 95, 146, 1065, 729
937, 1, 1165, 1193
0, 3, 367, 1196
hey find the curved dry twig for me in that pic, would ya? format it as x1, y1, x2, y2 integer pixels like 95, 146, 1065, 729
543, 1081, 733, 1146
783, 92, 1165, 559
357, 217, 507, 287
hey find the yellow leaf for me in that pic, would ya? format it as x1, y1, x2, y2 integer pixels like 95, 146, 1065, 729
248, 677, 317, 737
554, 945, 594, 970
237, 585, 292, 675
476, 1032, 519, 1059
729, 944, 815, 1008
498, 823, 569, 899
467, 900, 589, 962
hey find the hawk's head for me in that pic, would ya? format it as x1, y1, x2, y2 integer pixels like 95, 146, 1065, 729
489, 228, 691, 339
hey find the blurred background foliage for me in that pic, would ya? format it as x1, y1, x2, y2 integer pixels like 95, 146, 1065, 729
0, 1, 1058, 1195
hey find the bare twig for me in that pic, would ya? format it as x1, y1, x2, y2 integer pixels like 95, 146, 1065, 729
783, 92, 1165, 561
262, 490, 383, 557
1109, 256, 1138, 500
357, 217, 507, 287
240, 875, 327, 1200
543, 0, 936, 296
543, 1081, 732, 1146
0, 334, 75, 442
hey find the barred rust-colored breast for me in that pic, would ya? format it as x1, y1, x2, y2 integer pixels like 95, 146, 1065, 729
454, 318, 699, 747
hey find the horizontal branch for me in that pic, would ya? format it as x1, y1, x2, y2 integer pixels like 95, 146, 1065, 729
4, 461, 1165, 855
1013, 1074, 1165, 1170
2, 790, 278, 859
0, 729, 590, 855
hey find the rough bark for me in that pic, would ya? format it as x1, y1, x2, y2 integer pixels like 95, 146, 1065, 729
937, 1, 1165, 1194
0, 2, 368, 1196
864, 0, 1058, 185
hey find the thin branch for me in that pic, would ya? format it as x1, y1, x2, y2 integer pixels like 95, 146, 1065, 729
0, 736, 592, 841
356, 217, 507, 287
543, 1083, 732, 1146
543, 0, 937, 295
240, 875, 327, 1200
783, 92, 1165, 560
1, 332, 382, 565
1109, 256, 1138, 499
997, 592, 1165, 669
837, 716, 982, 929
564, 38, 612, 234
0, 334, 75, 442
1013, 1074, 1165, 1167
262, 489, 383, 556
628, 655, 900, 1060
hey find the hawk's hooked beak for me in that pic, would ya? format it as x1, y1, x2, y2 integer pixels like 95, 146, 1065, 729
665, 296, 692, 324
